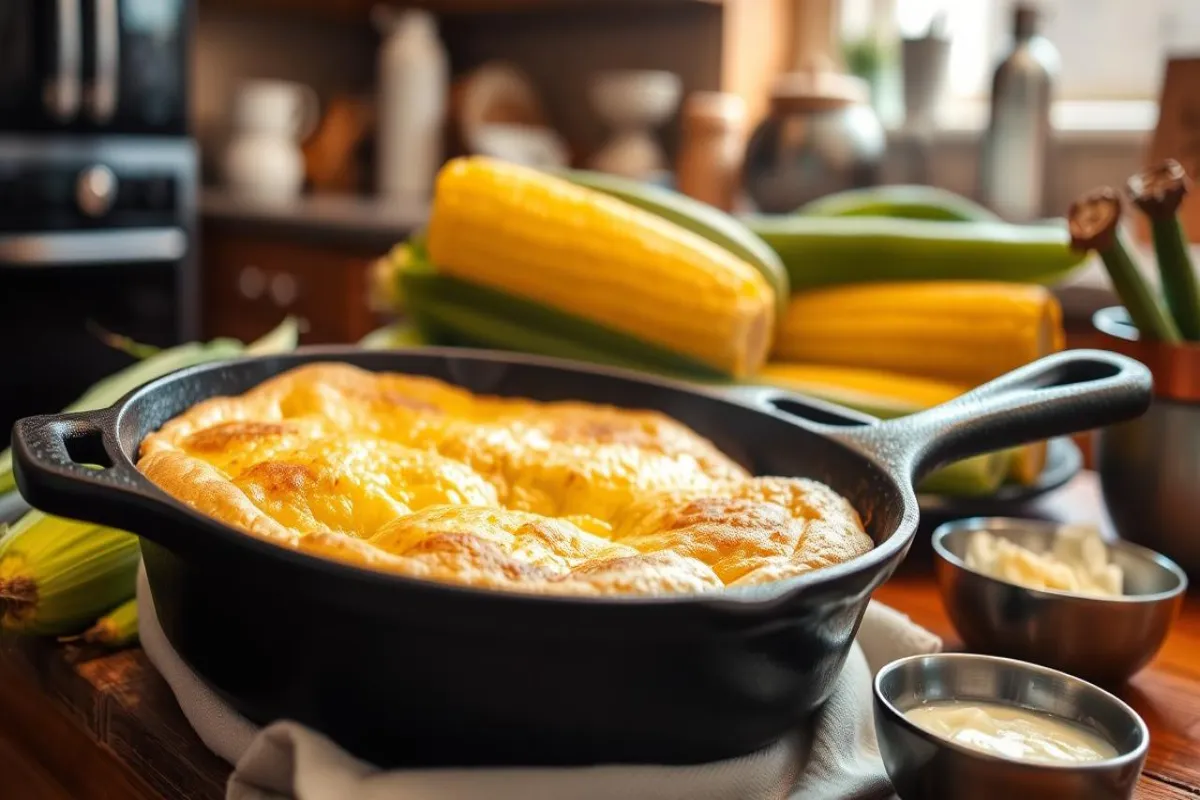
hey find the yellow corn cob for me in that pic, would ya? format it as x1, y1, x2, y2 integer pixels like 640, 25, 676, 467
772, 281, 1064, 386
756, 361, 1047, 487
426, 157, 775, 378
756, 363, 966, 418
0, 511, 139, 636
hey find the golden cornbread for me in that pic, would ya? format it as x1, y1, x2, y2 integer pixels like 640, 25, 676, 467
137, 363, 872, 595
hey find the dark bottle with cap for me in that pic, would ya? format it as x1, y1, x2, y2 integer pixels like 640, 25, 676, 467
977, 4, 1060, 222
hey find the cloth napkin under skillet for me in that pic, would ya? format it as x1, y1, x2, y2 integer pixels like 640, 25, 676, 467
136, 564, 941, 800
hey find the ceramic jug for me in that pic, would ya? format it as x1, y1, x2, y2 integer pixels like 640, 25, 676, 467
223, 80, 319, 204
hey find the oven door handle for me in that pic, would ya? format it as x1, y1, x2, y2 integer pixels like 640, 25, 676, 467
89, 0, 119, 123
45, 0, 82, 121
0, 229, 187, 266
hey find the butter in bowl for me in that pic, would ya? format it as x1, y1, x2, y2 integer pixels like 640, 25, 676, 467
932, 518, 1187, 684
874, 653, 1149, 800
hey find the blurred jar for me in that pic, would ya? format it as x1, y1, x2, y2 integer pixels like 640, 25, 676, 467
742, 66, 885, 213
676, 92, 746, 212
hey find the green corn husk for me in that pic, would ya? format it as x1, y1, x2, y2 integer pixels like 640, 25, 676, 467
80, 597, 139, 648
0, 511, 139, 636
246, 316, 301, 355
0, 319, 300, 638
0, 318, 302, 495
916, 453, 1013, 496
398, 261, 730, 381
359, 321, 430, 350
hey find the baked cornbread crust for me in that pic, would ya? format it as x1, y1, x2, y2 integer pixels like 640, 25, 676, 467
137, 363, 872, 595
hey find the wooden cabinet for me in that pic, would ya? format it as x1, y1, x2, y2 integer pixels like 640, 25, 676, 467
201, 227, 384, 345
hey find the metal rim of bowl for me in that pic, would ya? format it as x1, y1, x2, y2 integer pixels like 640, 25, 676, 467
931, 517, 1189, 605
873, 652, 1151, 771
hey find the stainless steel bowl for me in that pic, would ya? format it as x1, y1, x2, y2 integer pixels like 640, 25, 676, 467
874, 653, 1149, 800
933, 518, 1187, 684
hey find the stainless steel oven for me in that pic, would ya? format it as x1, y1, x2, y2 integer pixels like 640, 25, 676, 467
0, 0, 189, 134
0, 137, 198, 445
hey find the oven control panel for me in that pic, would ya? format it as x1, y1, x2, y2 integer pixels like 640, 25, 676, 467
0, 160, 181, 231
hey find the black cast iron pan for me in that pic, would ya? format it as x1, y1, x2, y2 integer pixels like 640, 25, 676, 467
12, 347, 1150, 768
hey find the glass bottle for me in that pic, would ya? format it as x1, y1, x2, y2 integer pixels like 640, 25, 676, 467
977, 4, 1060, 222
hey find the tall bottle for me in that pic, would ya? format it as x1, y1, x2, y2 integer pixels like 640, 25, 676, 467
374, 8, 448, 200
977, 4, 1059, 222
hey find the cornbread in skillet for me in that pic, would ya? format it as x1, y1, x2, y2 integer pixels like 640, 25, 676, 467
137, 363, 871, 595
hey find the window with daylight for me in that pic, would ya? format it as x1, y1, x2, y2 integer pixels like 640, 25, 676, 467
845, 0, 1200, 102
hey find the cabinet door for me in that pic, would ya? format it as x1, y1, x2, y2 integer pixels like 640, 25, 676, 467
203, 230, 381, 344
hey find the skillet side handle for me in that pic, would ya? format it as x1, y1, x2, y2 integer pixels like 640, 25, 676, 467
831, 349, 1152, 483
11, 410, 178, 538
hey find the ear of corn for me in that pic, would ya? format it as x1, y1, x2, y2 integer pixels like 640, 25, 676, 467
755, 363, 967, 418
0, 319, 302, 637
80, 597, 139, 648
425, 156, 775, 378
772, 281, 1065, 386
562, 169, 790, 321
0, 511, 139, 636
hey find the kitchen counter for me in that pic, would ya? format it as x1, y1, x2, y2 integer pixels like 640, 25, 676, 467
1, 473, 1197, 799
200, 188, 428, 249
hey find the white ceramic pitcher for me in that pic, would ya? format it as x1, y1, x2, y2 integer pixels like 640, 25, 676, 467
223, 80, 320, 204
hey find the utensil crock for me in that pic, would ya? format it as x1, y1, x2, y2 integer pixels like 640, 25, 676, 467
1094, 306, 1200, 576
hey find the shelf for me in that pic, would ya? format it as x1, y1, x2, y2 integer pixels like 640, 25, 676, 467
198, 0, 722, 21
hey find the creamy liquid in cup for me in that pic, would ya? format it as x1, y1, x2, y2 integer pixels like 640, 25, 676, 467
905, 700, 1118, 764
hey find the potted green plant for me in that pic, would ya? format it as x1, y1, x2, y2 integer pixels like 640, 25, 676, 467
1070, 160, 1200, 576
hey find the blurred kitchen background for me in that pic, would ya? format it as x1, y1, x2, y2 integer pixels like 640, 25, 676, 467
2, 0, 1199, 445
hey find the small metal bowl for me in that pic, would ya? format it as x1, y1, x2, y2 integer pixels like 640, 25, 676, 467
874, 653, 1149, 800
933, 518, 1187, 685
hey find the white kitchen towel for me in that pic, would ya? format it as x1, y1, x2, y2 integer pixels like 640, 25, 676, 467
136, 564, 941, 800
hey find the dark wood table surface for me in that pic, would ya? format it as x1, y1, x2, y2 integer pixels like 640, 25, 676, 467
1, 474, 1197, 800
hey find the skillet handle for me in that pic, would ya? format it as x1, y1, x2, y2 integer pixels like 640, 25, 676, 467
10, 409, 177, 538
841, 349, 1151, 482
743, 349, 1152, 483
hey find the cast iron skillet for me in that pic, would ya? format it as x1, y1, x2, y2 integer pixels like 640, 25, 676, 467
12, 347, 1150, 768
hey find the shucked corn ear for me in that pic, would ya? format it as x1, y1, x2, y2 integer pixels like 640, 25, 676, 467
426, 156, 775, 378
0, 511, 138, 636
772, 281, 1065, 386
755, 362, 966, 418
755, 361, 1046, 488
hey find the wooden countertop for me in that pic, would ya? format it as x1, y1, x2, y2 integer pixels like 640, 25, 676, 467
1, 474, 1197, 799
